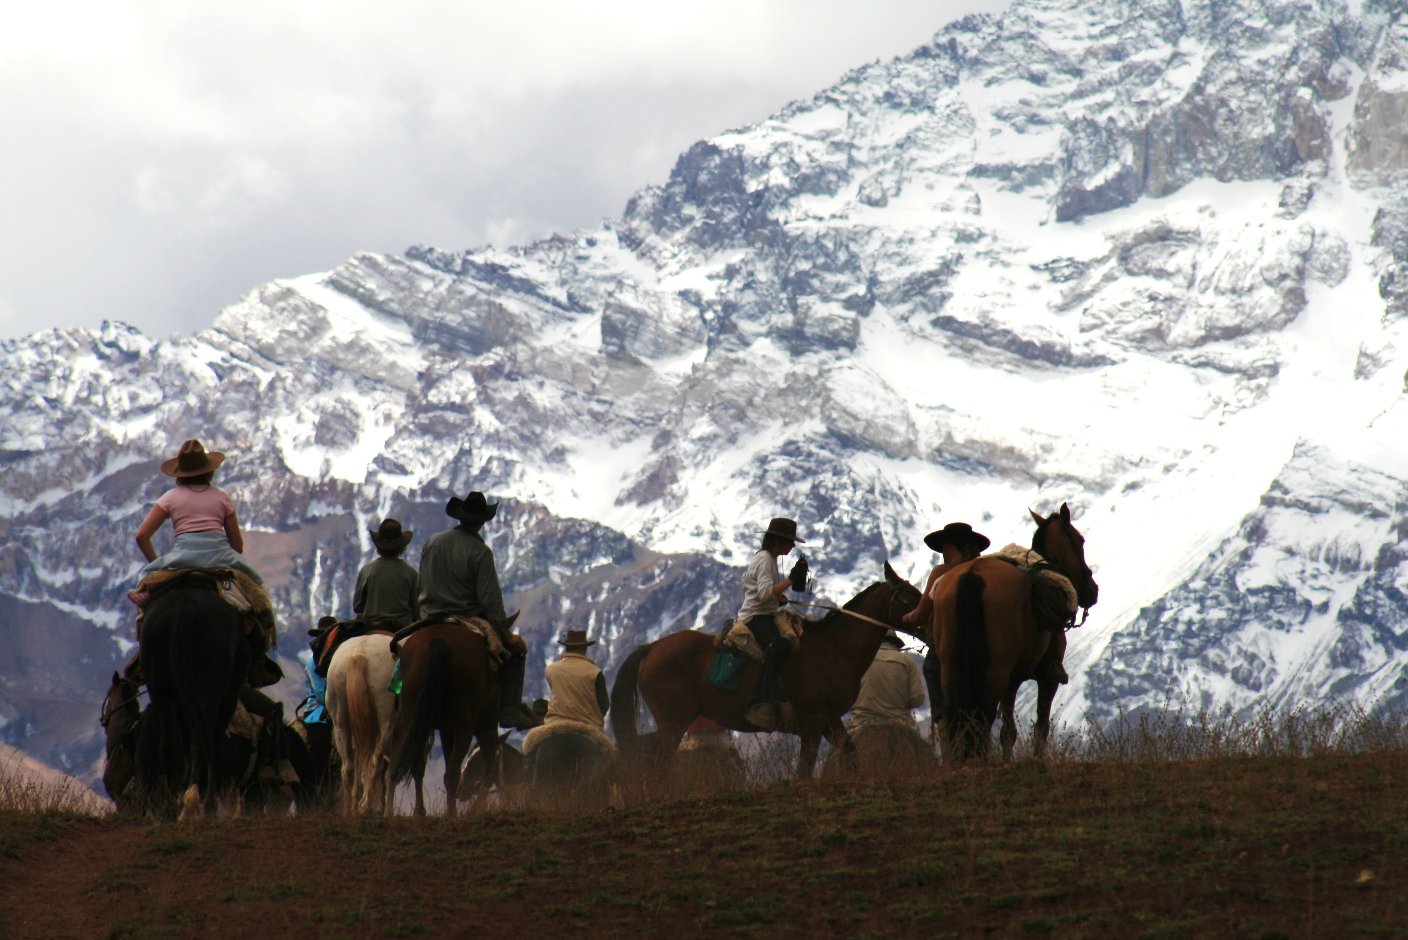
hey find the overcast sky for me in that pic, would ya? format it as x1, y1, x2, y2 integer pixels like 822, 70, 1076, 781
1, 1, 1012, 341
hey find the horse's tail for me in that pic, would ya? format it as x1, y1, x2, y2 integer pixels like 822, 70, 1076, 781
949, 570, 991, 759
343, 653, 379, 770
391, 637, 448, 783
609, 642, 654, 750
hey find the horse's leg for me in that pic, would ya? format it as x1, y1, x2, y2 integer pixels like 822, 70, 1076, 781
822, 718, 857, 776
442, 727, 473, 819
999, 683, 1019, 761
1033, 679, 1058, 758
796, 726, 823, 779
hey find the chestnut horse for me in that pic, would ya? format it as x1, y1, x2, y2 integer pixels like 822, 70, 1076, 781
610, 563, 921, 779
934, 503, 1099, 761
387, 617, 514, 816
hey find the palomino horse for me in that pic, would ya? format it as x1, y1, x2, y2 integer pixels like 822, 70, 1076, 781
933, 503, 1099, 761
135, 580, 250, 817
610, 564, 921, 779
325, 633, 399, 815
387, 614, 516, 816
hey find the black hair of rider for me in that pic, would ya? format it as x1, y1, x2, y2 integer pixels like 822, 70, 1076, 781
177, 471, 215, 486
760, 532, 797, 553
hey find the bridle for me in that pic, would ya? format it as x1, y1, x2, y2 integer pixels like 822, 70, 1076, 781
100, 681, 145, 730
1033, 519, 1094, 628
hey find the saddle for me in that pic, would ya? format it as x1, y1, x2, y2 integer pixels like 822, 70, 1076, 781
389, 615, 510, 664
131, 567, 278, 653
713, 610, 804, 663
313, 617, 403, 677
522, 719, 616, 758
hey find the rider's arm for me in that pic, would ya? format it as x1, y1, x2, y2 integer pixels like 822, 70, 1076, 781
595, 673, 610, 715
134, 504, 168, 562
476, 548, 509, 634
224, 509, 246, 554
907, 658, 926, 709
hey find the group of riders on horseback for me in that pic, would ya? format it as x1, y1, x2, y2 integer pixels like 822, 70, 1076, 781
114, 436, 1099, 814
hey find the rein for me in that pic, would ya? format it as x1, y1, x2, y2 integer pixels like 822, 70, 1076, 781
788, 600, 893, 630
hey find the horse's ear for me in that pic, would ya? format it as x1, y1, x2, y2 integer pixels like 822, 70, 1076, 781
1029, 508, 1045, 527
506, 609, 520, 627
1059, 502, 1071, 523
883, 560, 902, 584
112, 671, 121, 684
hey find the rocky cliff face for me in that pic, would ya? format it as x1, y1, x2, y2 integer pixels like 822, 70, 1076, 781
5, 0, 1408, 778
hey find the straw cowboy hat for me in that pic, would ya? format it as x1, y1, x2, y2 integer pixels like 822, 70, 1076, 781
763, 517, 805, 544
160, 439, 225, 478
558, 629, 596, 648
923, 522, 990, 554
369, 517, 414, 550
446, 491, 498, 524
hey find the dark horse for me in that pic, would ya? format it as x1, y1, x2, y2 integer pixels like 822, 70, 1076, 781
388, 619, 511, 816
611, 564, 921, 779
101, 671, 144, 810
935, 503, 1099, 761
134, 581, 250, 817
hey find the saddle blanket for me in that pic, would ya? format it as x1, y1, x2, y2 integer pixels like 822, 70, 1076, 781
134, 567, 278, 652
714, 610, 804, 663
522, 718, 616, 757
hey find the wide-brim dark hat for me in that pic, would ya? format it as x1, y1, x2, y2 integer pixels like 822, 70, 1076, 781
882, 630, 904, 648
369, 517, 413, 550
559, 629, 596, 648
160, 439, 225, 478
924, 522, 990, 554
446, 491, 498, 524
763, 517, 805, 544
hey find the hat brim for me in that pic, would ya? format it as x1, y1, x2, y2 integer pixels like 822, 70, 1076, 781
369, 528, 414, 549
559, 638, 597, 647
923, 528, 990, 554
160, 451, 225, 478
446, 497, 498, 523
763, 528, 805, 544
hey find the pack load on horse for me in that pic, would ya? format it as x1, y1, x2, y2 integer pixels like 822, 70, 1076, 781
927, 503, 1099, 761
295, 616, 339, 807
610, 557, 921, 780
521, 629, 615, 807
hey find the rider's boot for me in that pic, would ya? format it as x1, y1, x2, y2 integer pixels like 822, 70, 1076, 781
498, 653, 541, 730
744, 640, 790, 731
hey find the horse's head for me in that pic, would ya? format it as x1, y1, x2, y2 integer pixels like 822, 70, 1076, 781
873, 561, 924, 632
1030, 503, 1099, 610
100, 671, 141, 744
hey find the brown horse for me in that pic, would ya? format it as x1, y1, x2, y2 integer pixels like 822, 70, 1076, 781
386, 615, 516, 816
933, 503, 1099, 761
610, 563, 921, 779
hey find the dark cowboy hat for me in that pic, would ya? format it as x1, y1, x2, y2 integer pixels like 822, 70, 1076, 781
369, 517, 413, 550
882, 629, 905, 648
558, 629, 596, 648
763, 517, 805, 544
446, 491, 498, 524
160, 439, 225, 478
308, 615, 339, 637
923, 522, 991, 554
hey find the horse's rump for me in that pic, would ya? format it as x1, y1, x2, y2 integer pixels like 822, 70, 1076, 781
523, 720, 615, 757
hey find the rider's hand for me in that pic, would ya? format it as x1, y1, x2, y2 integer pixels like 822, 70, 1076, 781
506, 634, 527, 656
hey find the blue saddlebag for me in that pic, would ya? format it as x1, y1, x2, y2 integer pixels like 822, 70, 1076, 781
707, 647, 746, 693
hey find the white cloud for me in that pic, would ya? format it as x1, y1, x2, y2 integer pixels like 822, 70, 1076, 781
0, 0, 1013, 340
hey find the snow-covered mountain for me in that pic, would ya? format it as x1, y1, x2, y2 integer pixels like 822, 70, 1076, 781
5, 0, 1408, 778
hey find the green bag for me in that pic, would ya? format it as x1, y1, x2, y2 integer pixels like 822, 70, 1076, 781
707, 648, 745, 693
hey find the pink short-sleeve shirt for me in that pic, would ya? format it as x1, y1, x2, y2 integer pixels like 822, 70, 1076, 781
155, 485, 235, 536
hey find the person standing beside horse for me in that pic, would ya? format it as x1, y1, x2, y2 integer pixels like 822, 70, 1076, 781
415, 491, 540, 731
739, 516, 811, 731
354, 517, 419, 627
901, 522, 990, 729
848, 630, 926, 734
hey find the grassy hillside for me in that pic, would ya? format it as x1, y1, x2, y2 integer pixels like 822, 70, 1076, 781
2, 712, 1406, 938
